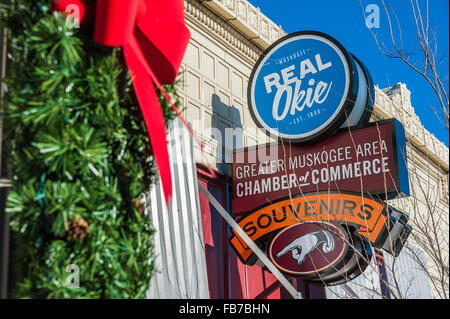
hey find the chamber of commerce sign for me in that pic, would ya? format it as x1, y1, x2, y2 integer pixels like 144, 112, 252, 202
233, 119, 409, 214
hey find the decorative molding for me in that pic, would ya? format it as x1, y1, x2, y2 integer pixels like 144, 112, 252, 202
186, 0, 262, 62
373, 83, 449, 171
193, 0, 286, 51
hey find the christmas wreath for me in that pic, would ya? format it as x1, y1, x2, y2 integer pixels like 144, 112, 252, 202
0, 0, 184, 298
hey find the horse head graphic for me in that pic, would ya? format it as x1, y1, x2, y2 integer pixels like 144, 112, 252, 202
275, 229, 335, 266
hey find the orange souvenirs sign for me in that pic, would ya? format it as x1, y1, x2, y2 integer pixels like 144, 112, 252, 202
229, 191, 391, 264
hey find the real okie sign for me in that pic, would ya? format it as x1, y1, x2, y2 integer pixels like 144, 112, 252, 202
247, 31, 375, 142
231, 31, 412, 285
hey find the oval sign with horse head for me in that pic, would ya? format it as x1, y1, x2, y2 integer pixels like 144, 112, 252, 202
269, 222, 347, 276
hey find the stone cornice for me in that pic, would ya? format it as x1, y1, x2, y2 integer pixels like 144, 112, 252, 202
191, 0, 286, 53
185, 0, 262, 62
373, 83, 449, 172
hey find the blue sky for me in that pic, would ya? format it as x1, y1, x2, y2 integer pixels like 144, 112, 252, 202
248, 0, 449, 146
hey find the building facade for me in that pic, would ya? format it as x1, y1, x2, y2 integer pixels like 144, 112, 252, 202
0, 0, 447, 300
176, 0, 449, 299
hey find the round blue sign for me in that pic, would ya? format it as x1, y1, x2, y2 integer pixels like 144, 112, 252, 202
248, 31, 358, 142
339, 54, 375, 129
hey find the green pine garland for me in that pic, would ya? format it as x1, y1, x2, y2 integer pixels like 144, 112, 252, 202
1, 0, 179, 298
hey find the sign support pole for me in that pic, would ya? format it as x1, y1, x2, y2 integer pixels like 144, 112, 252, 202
198, 182, 302, 299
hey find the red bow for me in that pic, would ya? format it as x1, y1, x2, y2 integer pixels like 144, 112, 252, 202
53, 0, 191, 205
